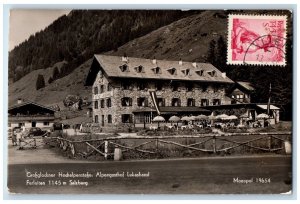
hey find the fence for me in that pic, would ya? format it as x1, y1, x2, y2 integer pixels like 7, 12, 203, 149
44, 132, 292, 160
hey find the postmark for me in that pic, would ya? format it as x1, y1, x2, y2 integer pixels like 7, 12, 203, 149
227, 14, 287, 66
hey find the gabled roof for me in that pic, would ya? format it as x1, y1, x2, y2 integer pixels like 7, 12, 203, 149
85, 55, 234, 86
9, 100, 56, 112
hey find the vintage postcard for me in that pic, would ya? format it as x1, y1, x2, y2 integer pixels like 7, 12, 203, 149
6, 9, 293, 196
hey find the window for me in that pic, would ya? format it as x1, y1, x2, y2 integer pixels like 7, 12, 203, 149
106, 98, 112, 107
196, 70, 204, 76
157, 98, 165, 107
100, 85, 105, 93
137, 97, 148, 107
122, 114, 132, 123
135, 65, 144, 73
187, 98, 195, 106
94, 86, 98, 94
155, 82, 163, 91
107, 83, 112, 91
121, 81, 131, 90
213, 99, 221, 105
171, 82, 180, 91
100, 99, 105, 108
167, 68, 177, 75
182, 69, 190, 76
101, 115, 105, 126
94, 101, 98, 109
8, 123, 11, 127
137, 82, 147, 90
119, 64, 129, 72
94, 115, 99, 123
202, 84, 208, 92
43, 122, 50, 126
152, 67, 161, 74
186, 83, 194, 92
108, 115, 112, 123
208, 70, 217, 77
201, 99, 209, 106
121, 97, 132, 106
171, 98, 181, 107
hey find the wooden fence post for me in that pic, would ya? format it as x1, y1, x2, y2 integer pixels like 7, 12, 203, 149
213, 136, 217, 153
268, 136, 272, 152
104, 140, 108, 160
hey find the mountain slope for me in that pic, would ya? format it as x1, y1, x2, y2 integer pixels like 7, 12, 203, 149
107, 10, 227, 62
9, 11, 226, 107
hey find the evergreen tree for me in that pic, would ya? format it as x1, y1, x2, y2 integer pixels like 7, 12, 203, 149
52, 67, 60, 80
36, 74, 45, 90
48, 76, 53, 84
207, 40, 216, 65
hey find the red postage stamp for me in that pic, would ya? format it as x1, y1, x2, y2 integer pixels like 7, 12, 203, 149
227, 14, 287, 66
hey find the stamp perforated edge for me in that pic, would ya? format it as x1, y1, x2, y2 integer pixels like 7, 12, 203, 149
227, 14, 288, 66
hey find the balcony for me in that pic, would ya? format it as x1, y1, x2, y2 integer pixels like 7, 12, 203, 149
8, 115, 55, 122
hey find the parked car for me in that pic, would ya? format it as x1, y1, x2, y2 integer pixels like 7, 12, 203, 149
26, 127, 48, 138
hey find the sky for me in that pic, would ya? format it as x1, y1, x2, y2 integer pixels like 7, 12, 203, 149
9, 9, 71, 51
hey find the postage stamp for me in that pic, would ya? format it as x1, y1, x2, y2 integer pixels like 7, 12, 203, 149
227, 14, 287, 66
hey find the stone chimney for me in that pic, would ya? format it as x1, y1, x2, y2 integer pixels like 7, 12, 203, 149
152, 57, 157, 65
179, 58, 183, 66
121, 53, 128, 63
17, 98, 23, 104
192, 62, 197, 68
221, 72, 226, 78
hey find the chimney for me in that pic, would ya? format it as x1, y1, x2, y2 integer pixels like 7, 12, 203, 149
179, 58, 183, 66
192, 62, 197, 68
221, 72, 226, 78
121, 53, 128, 63
17, 98, 23, 104
152, 57, 157, 65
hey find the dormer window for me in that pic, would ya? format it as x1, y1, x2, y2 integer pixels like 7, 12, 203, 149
152, 67, 161, 74
119, 64, 129, 72
207, 70, 217, 77
135, 65, 144, 73
167, 68, 177, 75
182, 69, 191, 76
196, 70, 204, 76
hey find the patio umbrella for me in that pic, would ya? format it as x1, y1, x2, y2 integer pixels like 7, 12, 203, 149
227, 115, 238, 120
152, 116, 165, 128
240, 113, 249, 118
181, 116, 190, 121
169, 115, 180, 128
208, 115, 216, 120
169, 116, 180, 122
197, 114, 208, 120
256, 113, 269, 119
216, 114, 229, 119
189, 116, 196, 121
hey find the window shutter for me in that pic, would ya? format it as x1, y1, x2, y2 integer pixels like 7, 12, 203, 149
193, 99, 195, 106
178, 99, 181, 107
129, 115, 133, 123
145, 98, 148, 107
129, 98, 132, 106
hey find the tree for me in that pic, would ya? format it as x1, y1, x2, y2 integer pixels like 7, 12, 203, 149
52, 67, 60, 80
36, 74, 45, 90
207, 40, 216, 65
48, 76, 53, 84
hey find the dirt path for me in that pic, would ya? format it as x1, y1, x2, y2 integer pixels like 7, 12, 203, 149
7, 139, 91, 165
